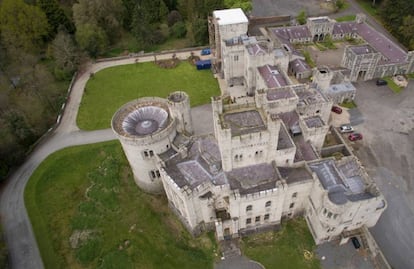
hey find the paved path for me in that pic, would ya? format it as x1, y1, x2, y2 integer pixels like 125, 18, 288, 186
0, 48, 210, 269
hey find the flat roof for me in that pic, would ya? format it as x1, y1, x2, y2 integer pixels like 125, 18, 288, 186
213, 8, 248, 25
304, 116, 324, 128
227, 163, 278, 195
278, 166, 312, 185
222, 110, 267, 136
267, 87, 295, 101
327, 82, 356, 94
350, 44, 377, 55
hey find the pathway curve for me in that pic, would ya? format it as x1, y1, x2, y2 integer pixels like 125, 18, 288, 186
0, 48, 208, 269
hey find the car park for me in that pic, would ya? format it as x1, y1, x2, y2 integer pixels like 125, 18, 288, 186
201, 48, 211, 55
348, 133, 363, 141
340, 124, 354, 133
331, 106, 342, 114
376, 79, 387, 86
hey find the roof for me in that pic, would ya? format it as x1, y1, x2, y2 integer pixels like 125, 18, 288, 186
267, 87, 296, 101
278, 166, 312, 185
247, 43, 267, 56
227, 163, 279, 195
258, 65, 288, 88
222, 109, 267, 136
308, 159, 374, 205
350, 44, 377, 55
213, 8, 248, 25
304, 116, 324, 128
164, 136, 227, 189
271, 26, 311, 41
290, 58, 311, 73
326, 82, 356, 95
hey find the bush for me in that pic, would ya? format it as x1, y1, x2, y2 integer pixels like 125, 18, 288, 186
170, 21, 187, 38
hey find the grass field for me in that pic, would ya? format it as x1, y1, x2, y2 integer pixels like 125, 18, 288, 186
25, 141, 217, 269
384, 77, 403, 93
77, 61, 220, 130
335, 15, 356, 22
241, 218, 320, 269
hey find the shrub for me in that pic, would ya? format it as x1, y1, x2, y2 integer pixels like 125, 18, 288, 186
170, 21, 187, 38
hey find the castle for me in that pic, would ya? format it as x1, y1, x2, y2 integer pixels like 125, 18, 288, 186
112, 9, 388, 245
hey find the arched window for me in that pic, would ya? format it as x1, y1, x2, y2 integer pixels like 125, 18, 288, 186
246, 205, 253, 212
265, 201, 271, 207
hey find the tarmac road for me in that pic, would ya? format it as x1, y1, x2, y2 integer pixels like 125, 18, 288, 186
0, 49, 212, 269
352, 80, 414, 269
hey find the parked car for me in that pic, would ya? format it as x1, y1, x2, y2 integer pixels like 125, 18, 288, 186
376, 79, 387, 86
201, 48, 211, 55
331, 106, 342, 114
340, 124, 354, 133
351, 237, 361, 249
348, 133, 363, 141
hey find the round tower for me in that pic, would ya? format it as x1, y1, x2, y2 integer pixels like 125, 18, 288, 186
112, 97, 177, 193
167, 91, 193, 135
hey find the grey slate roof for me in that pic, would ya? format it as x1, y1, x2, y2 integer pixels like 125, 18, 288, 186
258, 65, 288, 88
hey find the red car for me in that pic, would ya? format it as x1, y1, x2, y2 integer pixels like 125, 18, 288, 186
348, 133, 363, 141
331, 106, 342, 114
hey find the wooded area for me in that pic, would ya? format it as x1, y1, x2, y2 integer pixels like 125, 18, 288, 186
0, 0, 251, 181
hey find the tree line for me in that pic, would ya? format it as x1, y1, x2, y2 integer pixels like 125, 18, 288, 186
374, 0, 414, 50
0, 0, 251, 181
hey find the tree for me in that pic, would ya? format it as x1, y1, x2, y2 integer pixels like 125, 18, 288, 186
170, 21, 187, 38
73, 0, 124, 42
0, 0, 50, 52
191, 18, 208, 45
399, 15, 414, 50
167, 10, 183, 26
37, 0, 75, 38
51, 31, 80, 77
75, 24, 108, 57
297, 9, 307, 25
224, 0, 251, 12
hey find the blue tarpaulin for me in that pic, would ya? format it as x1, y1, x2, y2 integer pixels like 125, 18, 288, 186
196, 60, 211, 70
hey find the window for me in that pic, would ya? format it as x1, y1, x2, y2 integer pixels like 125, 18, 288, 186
234, 55, 239, 61
328, 212, 333, 218
255, 216, 260, 222
246, 218, 251, 225
143, 151, 149, 157
265, 201, 271, 207
246, 205, 253, 212
264, 214, 270, 220
150, 170, 161, 180
234, 155, 238, 161
292, 192, 298, 198
149, 150, 154, 157
289, 203, 295, 209
333, 214, 338, 219
323, 208, 327, 215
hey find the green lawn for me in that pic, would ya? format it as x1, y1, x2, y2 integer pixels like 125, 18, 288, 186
384, 77, 403, 93
335, 15, 356, 22
340, 100, 357, 109
241, 218, 320, 269
77, 61, 220, 130
25, 141, 217, 269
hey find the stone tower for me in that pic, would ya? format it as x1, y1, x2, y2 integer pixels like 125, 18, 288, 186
111, 97, 177, 193
167, 91, 193, 135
